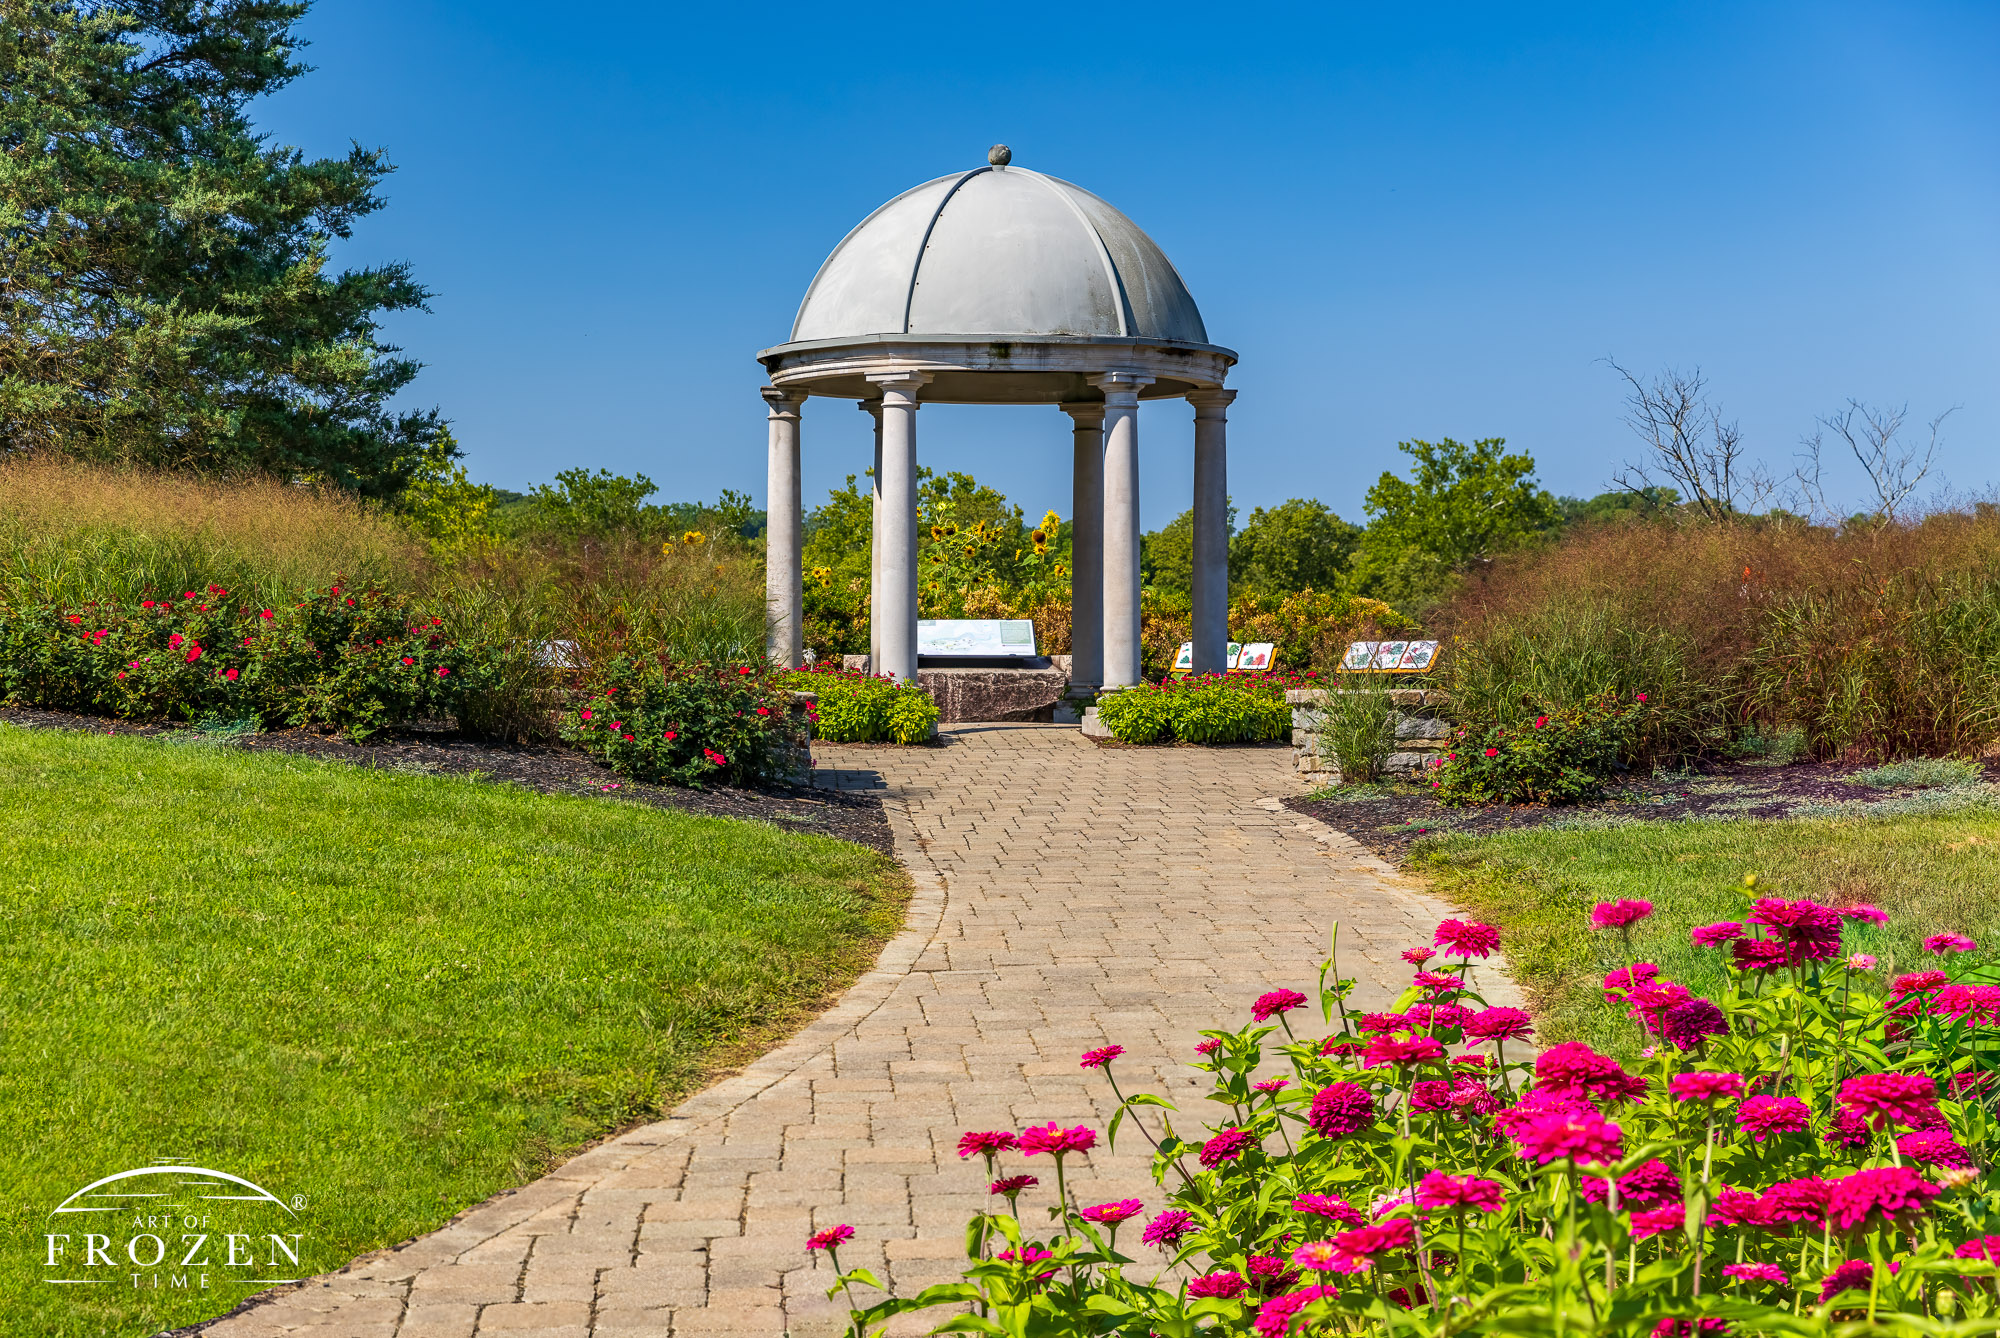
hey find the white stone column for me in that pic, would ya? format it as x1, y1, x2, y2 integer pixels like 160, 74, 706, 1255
1062, 402, 1106, 689
860, 399, 884, 673
762, 387, 805, 668
869, 370, 929, 684
1093, 371, 1153, 687
1188, 388, 1236, 675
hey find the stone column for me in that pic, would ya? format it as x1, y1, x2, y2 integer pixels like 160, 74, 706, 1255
762, 386, 805, 668
868, 370, 930, 684
860, 399, 884, 673
1188, 388, 1236, 675
1061, 402, 1106, 689
1092, 371, 1153, 687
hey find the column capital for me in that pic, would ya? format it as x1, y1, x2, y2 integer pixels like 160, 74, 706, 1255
760, 386, 805, 418
865, 369, 933, 401
1060, 401, 1106, 428
1089, 370, 1155, 406
857, 398, 884, 421
1186, 387, 1237, 415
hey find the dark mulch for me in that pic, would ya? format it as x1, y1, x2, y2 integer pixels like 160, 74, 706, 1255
1285, 758, 2000, 865
0, 706, 896, 855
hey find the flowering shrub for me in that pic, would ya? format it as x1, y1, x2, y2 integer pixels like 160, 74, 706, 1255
561, 656, 801, 786
0, 584, 485, 738
1096, 671, 1312, 745
1431, 692, 1648, 806
808, 886, 2000, 1335
783, 663, 940, 744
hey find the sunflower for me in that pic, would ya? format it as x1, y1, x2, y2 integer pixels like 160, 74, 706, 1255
1041, 510, 1061, 536
1030, 528, 1047, 545
929, 524, 945, 540
682, 530, 705, 546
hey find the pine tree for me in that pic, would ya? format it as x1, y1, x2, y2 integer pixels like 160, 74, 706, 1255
0, 0, 445, 495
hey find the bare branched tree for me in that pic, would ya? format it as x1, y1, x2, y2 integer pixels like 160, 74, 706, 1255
1606, 359, 1772, 523
1797, 400, 1957, 523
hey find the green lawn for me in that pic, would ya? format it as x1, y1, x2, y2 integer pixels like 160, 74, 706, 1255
0, 725, 903, 1337
1413, 803, 2000, 1057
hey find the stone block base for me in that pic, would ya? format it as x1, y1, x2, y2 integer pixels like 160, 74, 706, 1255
917, 666, 1070, 724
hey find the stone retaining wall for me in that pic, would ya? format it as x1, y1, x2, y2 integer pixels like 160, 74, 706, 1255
1287, 687, 1454, 782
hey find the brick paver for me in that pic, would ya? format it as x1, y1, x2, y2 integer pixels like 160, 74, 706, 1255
202, 725, 1517, 1336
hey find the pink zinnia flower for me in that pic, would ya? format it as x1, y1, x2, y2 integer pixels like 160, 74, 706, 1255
1736, 1095, 1811, 1142
1761, 1178, 1832, 1226
1723, 1262, 1788, 1286
1582, 1159, 1681, 1211
1669, 1071, 1745, 1103
1662, 998, 1729, 1050
1363, 1034, 1445, 1068
1534, 1041, 1648, 1103
1252, 988, 1308, 1021
989, 1175, 1036, 1195
1078, 1045, 1123, 1069
1839, 904, 1888, 924
1748, 898, 1843, 959
1401, 947, 1436, 966
1078, 1198, 1144, 1224
1846, 953, 1877, 970
1291, 1241, 1342, 1271
806, 1224, 854, 1251
1839, 1072, 1940, 1131
1187, 1271, 1247, 1298
1327, 1219, 1416, 1273
1819, 1259, 1876, 1303
1823, 1107, 1871, 1150
1898, 1129, 1973, 1168
1629, 1204, 1684, 1240
956, 1131, 1016, 1159
1462, 1006, 1533, 1045
1415, 1172, 1504, 1213
1512, 1108, 1624, 1165
1690, 921, 1744, 947
1591, 899, 1653, 929
1016, 1123, 1095, 1158
1141, 1210, 1193, 1249
1824, 1166, 1943, 1231
1194, 1037, 1223, 1056
1199, 1127, 1256, 1168
1434, 919, 1500, 958
1252, 1284, 1340, 1338
1706, 1186, 1773, 1229
1291, 1193, 1366, 1226
1926, 933, 1977, 954
1731, 938, 1790, 973
1307, 1083, 1375, 1139
1601, 963, 1659, 998
1954, 1237, 2000, 1262
1255, 1077, 1290, 1094
1411, 970, 1462, 995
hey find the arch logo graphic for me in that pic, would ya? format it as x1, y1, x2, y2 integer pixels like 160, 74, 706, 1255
44, 1160, 307, 1294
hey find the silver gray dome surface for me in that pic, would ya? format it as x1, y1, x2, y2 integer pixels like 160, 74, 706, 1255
791, 166, 1209, 346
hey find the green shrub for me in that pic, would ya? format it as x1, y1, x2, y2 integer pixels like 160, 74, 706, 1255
1314, 674, 1396, 782
1728, 723, 1808, 764
783, 665, 939, 744
1852, 756, 1984, 789
1432, 693, 1647, 805
561, 658, 801, 785
1094, 672, 1299, 745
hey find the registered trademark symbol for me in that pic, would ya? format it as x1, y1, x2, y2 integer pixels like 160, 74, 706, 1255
291, 1195, 307, 1210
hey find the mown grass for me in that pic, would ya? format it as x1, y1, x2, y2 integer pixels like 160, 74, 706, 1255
0, 726, 904, 1337
1412, 805, 2000, 1058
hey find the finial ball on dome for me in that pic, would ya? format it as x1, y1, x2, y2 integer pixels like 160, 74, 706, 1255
987, 144, 1012, 166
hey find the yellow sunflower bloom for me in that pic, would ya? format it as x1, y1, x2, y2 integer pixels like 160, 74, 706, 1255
682, 530, 705, 546
930, 524, 945, 540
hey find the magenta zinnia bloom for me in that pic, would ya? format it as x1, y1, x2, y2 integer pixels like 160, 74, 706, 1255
1292, 1193, 1367, 1226
1838, 903, 1889, 924
1194, 1037, 1224, 1056
1669, 1071, 1745, 1102
1706, 1186, 1774, 1230
1591, 898, 1653, 929
1760, 1177, 1832, 1226
1401, 947, 1436, 966
1415, 1172, 1504, 1213
1663, 998, 1729, 1050
989, 1175, 1037, 1195
1819, 1259, 1876, 1303
1582, 1159, 1681, 1210
1252, 988, 1309, 1021
1079, 1198, 1144, 1224
1955, 1237, 2000, 1262
1823, 1107, 1871, 1150
1412, 970, 1462, 994
1409, 1079, 1454, 1112
1434, 918, 1501, 958
1307, 1083, 1374, 1139
1723, 1262, 1789, 1286
1140, 1209, 1193, 1249
1535, 1041, 1648, 1103
1512, 1108, 1624, 1165
1602, 962, 1659, 997
1691, 921, 1744, 946
956, 1130, 1017, 1159
1825, 1166, 1942, 1230
1898, 1129, 1973, 1168
1893, 970, 1949, 996
1291, 1241, 1341, 1271
1253, 1284, 1341, 1338
1327, 1219, 1416, 1272
1839, 1072, 1940, 1131
1731, 938, 1790, 973
1630, 1204, 1684, 1240
1247, 1253, 1302, 1295
1736, 1095, 1811, 1142
806, 1224, 854, 1251
1926, 932, 1977, 954
1199, 1127, 1256, 1168
1078, 1044, 1124, 1069
1016, 1122, 1096, 1157
1187, 1271, 1247, 1298
1364, 1034, 1445, 1068
1359, 1011, 1414, 1034
1462, 1006, 1533, 1045
1255, 1077, 1291, 1094
1748, 897, 1844, 959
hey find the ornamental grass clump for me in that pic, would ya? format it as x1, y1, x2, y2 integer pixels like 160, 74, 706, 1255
811, 887, 2000, 1335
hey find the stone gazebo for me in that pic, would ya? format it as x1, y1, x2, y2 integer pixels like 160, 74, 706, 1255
757, 145, 1238, 692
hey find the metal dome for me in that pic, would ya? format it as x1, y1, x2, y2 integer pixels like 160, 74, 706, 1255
789, 164, 1210, 345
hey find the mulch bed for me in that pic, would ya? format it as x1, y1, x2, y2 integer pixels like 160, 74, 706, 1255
0, 706, 896, 855
1285, 758, 2000, 865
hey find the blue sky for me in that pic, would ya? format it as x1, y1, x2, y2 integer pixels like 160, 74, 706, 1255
263, 2, 1998, 530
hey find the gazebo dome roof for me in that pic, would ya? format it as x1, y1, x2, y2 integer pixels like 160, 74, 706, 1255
789, 160, 1209, 346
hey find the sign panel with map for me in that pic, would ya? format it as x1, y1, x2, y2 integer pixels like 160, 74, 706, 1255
917, 619, 1038, 658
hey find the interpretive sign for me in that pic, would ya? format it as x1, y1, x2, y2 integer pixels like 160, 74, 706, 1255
1169, 641, 1268, 675
917, 619, 1037, 658
1341, 640, 1441, 673
1236, 642, 1275, 672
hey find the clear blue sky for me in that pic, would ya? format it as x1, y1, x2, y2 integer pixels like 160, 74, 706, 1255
262, 1, 1998, 530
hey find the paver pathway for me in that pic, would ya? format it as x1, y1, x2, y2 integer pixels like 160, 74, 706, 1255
204, 725, 1517, 1337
